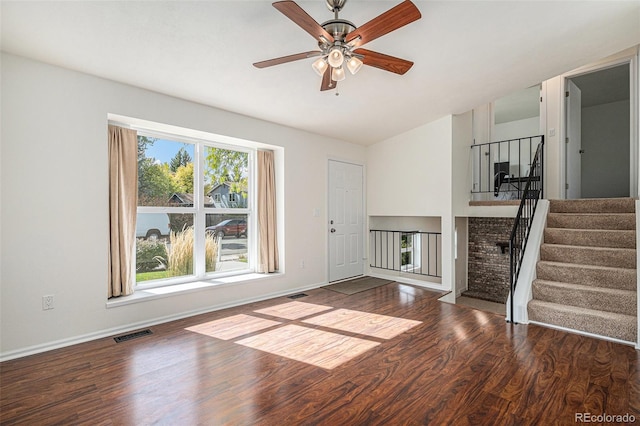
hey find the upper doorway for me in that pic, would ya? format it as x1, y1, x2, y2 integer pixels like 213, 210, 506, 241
565, 63, 632, 199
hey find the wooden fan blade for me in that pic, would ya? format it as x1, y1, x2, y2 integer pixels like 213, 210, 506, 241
273, 1, 334, 43
320, 67, 337, 91
253, 51, 322, 68
346, 0, 421, 47
354, 48, 414, 75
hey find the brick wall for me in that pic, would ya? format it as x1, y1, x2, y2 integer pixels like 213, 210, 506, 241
466, 217, 513, 303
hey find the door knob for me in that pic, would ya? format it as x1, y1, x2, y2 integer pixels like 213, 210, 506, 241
330, 228, 336, 233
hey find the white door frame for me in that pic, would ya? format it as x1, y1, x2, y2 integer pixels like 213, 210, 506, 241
559, 49, 638, 199
327, 159, 365, 283
565, 79, 582, 199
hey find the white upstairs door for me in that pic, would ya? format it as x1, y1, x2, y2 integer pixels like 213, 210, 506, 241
566, 79, 582, 199
328, 160, 364, 282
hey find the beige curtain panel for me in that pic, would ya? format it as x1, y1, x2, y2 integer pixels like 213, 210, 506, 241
257, 150, 279, 273
108, 125, 138, 297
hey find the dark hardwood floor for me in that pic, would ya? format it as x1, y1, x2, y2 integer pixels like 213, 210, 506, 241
1, 282, 638, 425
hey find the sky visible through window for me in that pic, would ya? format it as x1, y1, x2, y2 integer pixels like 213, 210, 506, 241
146, 139, 193, 164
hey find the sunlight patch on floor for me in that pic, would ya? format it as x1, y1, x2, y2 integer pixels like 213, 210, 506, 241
236, 324, 380, 370
303, 309, 421, 339
253, 301, 333, 320
186, 302, 421, 369
185, 314, 281, 340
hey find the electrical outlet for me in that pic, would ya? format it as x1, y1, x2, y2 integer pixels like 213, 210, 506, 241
300, 260, 305, 268
42, 295, 54, 310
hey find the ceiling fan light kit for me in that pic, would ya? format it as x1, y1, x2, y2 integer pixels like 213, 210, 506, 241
312, 57, 328, 76
346, 56, 363, 75
327, 47, 344, 68
331, 66, 346, 82
253, 0, 421, 91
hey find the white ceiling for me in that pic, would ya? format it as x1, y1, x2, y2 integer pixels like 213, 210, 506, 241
571, 64, 630, 108
2, 1, 639, 145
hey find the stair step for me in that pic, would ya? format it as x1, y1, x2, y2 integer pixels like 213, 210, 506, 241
544, 228, 636, 249
536, 261, 636, 290
532, 279, 637, 316
547, 213, 636, 230
527, 300, 637, 342
530, 198, 638, 343
549, 198, 636, 213
540, 244, 636, 269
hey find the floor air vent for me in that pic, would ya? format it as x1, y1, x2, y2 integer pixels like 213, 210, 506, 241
114, 329, 152, 343
288, 293, 308, 299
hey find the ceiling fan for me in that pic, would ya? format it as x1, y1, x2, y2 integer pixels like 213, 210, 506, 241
253, 0, 421, 91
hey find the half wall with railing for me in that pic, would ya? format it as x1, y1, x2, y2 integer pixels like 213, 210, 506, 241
471, 135, 544, 201
369, 230, 442, 278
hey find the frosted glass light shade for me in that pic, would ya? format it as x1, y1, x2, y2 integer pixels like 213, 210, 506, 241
346, 57, 363, 75
312, 58, 328, 76
327, 48, 344, 68
331, 66, 346, 82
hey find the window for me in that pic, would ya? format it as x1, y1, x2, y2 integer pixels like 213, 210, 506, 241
400, 232, 422, 273
135, 132, 253, 286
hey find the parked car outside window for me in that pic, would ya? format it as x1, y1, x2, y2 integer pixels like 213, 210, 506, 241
205, 219, 247, 238
136, 213, 171, 240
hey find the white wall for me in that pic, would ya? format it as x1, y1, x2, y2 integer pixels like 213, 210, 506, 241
369, 216, 441, 232
453, 112, 474, 215
454, 217, 468, 297
367, 116, 453, 218
543, 75, 565, 200
581, 100, 630, 198
366, 116, 455, 294
493, 116, 540, 142
0, 54, 365, 358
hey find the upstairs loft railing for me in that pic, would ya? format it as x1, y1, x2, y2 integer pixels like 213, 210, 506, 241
369, 230, 442, 278
508, 140, 544, 323
470, 135, 544, 201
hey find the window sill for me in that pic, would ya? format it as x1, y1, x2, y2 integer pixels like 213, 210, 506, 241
106, 273, 282, 308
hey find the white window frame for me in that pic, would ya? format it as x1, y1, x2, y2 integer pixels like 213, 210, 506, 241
134, 128, 255, 289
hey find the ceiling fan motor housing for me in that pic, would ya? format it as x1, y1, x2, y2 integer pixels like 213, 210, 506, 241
321, 19, 356, 42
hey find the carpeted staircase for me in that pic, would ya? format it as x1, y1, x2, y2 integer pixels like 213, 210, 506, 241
527, 198, 637, 343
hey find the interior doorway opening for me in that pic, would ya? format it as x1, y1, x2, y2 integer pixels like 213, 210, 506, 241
565, 64, 632, 199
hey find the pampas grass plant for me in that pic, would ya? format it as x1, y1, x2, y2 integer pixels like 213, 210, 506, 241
162, 226, 218, 277
204, 231, 219, 273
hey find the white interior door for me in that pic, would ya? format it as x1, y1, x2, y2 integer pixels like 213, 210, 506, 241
566, 79, 582, 199
328, 160, 364, 282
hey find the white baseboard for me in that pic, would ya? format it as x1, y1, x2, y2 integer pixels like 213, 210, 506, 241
0, 281, 326, 362
367, 271, 445, 292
